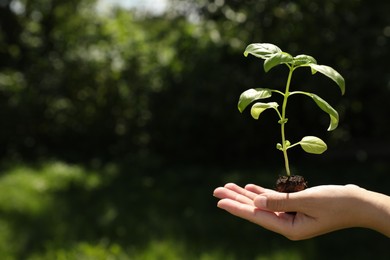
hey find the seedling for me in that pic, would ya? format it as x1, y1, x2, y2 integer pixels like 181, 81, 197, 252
238, 43, 345, 192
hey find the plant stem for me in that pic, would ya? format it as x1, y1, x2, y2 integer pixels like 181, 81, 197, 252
281, 66, 294, 176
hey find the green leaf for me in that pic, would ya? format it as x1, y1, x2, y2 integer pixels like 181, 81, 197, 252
299, 136, 327, 154
243, 43, 282, 59
250, 102, 279, 120
264, 52, 293, 72
293, 54, 317, 66
238, 88, 272, 113
308, 64, 345, 95
308, 93, 339, 131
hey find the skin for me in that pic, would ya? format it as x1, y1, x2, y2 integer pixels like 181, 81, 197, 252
213, 183, 390, 240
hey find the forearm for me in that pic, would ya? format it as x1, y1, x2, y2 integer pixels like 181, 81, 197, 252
361, 189, 390, 237
352, 186, 390, 237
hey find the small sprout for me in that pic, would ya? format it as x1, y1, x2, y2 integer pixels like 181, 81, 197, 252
238, 43, 345, 176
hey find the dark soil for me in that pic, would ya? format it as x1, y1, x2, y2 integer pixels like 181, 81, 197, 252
275, 175, 307, 193
275, 175, 307, 215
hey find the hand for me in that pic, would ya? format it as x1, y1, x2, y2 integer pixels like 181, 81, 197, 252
213, 183, 390, 240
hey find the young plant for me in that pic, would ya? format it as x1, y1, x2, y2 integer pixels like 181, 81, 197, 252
238, 43, 345, 189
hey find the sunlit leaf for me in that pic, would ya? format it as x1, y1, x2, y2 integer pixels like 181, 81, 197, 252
308, 64, 345, 95
238, 88, 272, 113
243, 43, 282, 59
264, 52, 293, 72
293, 54, 317, 66
250, 102, 279, 120
299, 136, 327, 154
308, 93, 339, 131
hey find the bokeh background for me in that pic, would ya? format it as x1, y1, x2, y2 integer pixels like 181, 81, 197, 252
1, 0, 390, 259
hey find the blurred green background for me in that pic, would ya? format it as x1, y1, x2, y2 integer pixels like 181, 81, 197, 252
1, 0, 390, 259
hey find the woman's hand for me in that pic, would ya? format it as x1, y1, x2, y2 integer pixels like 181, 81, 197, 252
213, 183, 390, 240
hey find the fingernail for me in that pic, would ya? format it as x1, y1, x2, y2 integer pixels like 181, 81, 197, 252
255, 195, 267, 208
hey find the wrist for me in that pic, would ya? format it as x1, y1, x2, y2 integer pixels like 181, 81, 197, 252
350, 185, 390, 237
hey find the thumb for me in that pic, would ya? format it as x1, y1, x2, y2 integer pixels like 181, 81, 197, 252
254, 193, 302, 213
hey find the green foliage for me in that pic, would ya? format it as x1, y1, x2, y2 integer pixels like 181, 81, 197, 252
0, 161, 110, 259
239, 43, 345, 175
0, 162, 101, 215
29, 242, 127, 260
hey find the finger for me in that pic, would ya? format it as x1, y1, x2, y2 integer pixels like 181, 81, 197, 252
254, 192, 304, 213
217, 198, 261, 219
245, 184, 276, 194
224, 183, 258, 200
213, 187, 254, 205
213, 187, 231, 199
